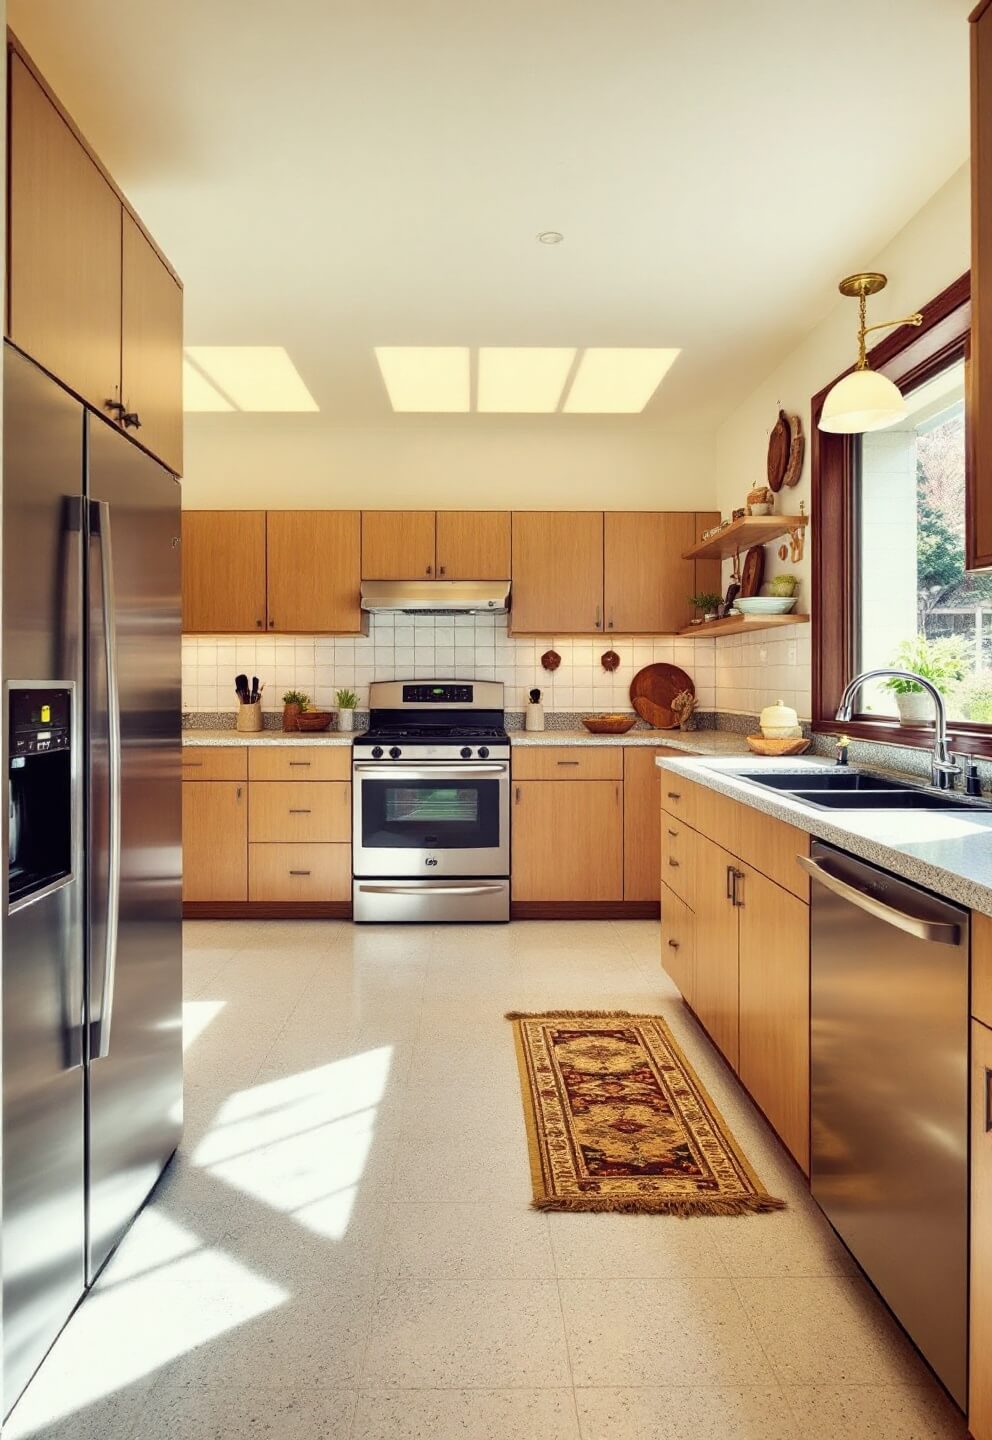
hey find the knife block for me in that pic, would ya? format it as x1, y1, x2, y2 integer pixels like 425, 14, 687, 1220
236, 700, 263, 733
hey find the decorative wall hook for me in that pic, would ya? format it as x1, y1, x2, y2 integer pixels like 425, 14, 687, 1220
601, 650, 620, 672
540, 649, 561, 672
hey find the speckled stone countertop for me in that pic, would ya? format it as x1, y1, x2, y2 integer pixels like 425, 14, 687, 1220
657, 753, 992, 916
508, 730, 751, 754
183, 729, 355, 747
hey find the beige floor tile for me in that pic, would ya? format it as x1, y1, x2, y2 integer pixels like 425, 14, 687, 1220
362, 1278, 572, 1388
549, 1211, 728, 1280
706, 1210, 858, 1278
377, 1202, 555, 1279
390, 1134, 533, 1204
395, 1078, 524, 1141
136, 1381, 357, 1438
559, 1277, 776, 1387
783, 1384, 967, 1438
575, 1385, 799, 1440
352, 1388, 581, 1439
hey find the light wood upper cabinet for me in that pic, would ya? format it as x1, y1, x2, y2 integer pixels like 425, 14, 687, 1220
510, 512, 604, 634
181, 780, 247, 901
121, 212, 183, 476
693, 510, 723, 601
8, 53, 122, 417
511, 779, 623, 901
362, 511, 436, 579
604, 513, 696, 633
971, 1016, 992, 1440
692, 831, 741, 1070
182, 511, 267, 633
971, 3, 992, 570
266, 511, 362, 633
436, 511, 511, 579
737, 865, 810, 1172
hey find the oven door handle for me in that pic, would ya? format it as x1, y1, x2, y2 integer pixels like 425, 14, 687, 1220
352, 764, 508, 779
355, 882, 508, 896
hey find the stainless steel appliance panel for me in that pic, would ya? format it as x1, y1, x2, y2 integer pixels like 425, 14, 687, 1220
807, 841, 968, 1406
353, 877, 509, 923
85, 416, 183, 1279
1, 349, 86, 1409
352, 760, 510, 878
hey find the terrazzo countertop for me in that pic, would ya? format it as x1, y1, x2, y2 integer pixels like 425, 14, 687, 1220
508, 729, 751, 755
183, 729, 356, 747
657, 753, 992, 916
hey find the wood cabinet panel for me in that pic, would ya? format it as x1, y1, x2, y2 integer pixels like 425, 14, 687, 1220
511, 780, 623, 901
970, 7, 992, 569
692, 832, 740, 1070
266, 511, 362, 633
510, 512, 604, 633
659, 813, 696, 910
8, 54, 122, 415
512, 746, 622, 781
693, 510, 723, 601
693, 784, 743, 856
658, 770, 698, 829
181, 511, 267, 633
737, 806, 811, 902
121, 210, 183, 475
971, 1017, 992, 1440
247, 746, 351, 782
248, 843, 350, 902
604, 513, 696, 633
182, 780, 247, 901
738, 865, 810, 1173
248, 782, 351, 844
623, 747, 699, 901
181, 747, 247, 782
436, 511, 510, 579
361, 511, 436, 579
660, 883, 695, 1004
975, 910, 992, 1029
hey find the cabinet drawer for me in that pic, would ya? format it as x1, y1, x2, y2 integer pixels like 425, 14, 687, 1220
660, 883, 695, 1005
248, 843, 350, 902
181, 747, 247, 781
248, 782, 351, 842
660, 816, 695, 908
658, 771, 697, 827
512, 746, 623, 781
248, 746, 351, 782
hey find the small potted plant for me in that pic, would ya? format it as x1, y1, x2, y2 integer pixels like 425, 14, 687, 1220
883, 635, 969, 725
768, 573, 799, 598
688, 591, 723, 624
335, 688, 359, 732
282, 689, 310, 732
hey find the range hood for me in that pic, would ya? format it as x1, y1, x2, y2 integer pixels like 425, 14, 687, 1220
360, 580, 510, 615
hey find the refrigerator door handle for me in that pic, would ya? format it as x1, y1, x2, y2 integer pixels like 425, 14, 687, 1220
91, 500, 122, 1059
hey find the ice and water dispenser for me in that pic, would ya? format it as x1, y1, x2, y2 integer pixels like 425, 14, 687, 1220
7, 686, 73, 908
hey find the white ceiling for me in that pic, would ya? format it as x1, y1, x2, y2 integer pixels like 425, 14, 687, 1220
8, 0, 973, 431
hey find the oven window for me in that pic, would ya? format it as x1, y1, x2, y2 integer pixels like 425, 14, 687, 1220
362, 777, 501, 850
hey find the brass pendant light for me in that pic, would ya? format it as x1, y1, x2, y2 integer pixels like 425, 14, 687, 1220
818, 273, 923, 434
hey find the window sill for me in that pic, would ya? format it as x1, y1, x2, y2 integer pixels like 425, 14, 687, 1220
816, 718, 992, 759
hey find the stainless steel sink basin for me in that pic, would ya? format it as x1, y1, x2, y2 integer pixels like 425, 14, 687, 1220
746, 772, 908, 793
730, 769, 992, 812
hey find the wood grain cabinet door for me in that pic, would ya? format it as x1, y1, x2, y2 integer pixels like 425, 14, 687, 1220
970, 1017, 992, 1440
604, 513, 696, 633
361, 511, 436, 578
660, 883, 695, 1005
8, 54, 123, 415
266, 511, 361, 632
182, 781, 247, 901
623, 746, 699, 901
737, 865, 810, 1172
121, 211, 183, 475
510, 512, 604, 633
692, 832, 741, 1070
181, 511, 267, 633
435, 511, 511, 579
511, 780, 622, 901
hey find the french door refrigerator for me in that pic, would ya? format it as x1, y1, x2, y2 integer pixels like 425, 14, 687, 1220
1, 345, 183, 1416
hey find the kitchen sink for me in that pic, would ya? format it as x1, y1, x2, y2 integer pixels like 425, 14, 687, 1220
744, 771, 909, 793
730, 769, 992, 812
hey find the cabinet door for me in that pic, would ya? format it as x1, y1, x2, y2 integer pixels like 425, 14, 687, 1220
181, 511, 267, 633
511, 780, 622, 901
361, 511, 436, 579
182, 781, 247, 901
436, 511, 511, 580
737, 865, 810, 1172
970, 8, 992, 570
510, 512, 604, 634
266, 511, 361, 633
971, 1018, 992, 1440
121, 211, 183, 475
692, 832, 740, 1069
8, 54, 122, 415
604, 513, 695, 633
660, 882, 695, 1004
693, 510, 723, 602
624, 746, 698, 901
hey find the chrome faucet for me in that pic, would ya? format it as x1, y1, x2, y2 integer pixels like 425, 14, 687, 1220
834, 669, 962, 790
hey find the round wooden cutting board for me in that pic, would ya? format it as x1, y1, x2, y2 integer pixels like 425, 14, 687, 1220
740, 545, 765, 597
767, 409, 791, 492
629, 663, 695, 729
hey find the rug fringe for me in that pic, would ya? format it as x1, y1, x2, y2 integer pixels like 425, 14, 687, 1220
506, 1009, 648, 1020
531, 1194, 787, 1217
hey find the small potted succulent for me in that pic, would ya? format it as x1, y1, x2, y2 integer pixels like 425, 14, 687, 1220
335, 687, 359, 732
883, 635, 969, 725
282, 689, 310, 732
768, 573, 799, 598
688, 591, 723, 624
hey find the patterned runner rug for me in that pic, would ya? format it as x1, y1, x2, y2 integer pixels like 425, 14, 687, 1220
508, 1010, 785, 1216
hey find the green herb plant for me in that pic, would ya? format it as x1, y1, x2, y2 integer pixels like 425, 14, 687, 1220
882, 635, 970, 694
282, 689, 311, 712
335, 688, 359, 709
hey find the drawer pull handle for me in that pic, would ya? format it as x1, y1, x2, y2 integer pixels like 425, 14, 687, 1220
289, 808, 312, 814
666, 790, 681, 800
667, 828, 678, 837
667, 938, 679, 950
289, 761, 311, 767
986, 1067, 992, 1134
557, 760, 580, 766
668, 858, 679, 868
182, 761, 203, 767
289, 869, 312, 877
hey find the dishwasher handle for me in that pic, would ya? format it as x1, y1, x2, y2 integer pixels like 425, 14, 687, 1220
797, 853, 962, 946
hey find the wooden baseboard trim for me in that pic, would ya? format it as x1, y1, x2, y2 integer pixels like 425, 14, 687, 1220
510, 901, 660, 920
183, 902, 352, 920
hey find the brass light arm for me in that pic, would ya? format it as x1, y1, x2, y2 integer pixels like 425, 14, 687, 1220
862, 314, 924, 337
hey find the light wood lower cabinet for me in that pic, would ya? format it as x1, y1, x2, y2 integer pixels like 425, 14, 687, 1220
248, 843, 350, 902
971, 1018, 992, 1440
660, 883, 695, 1005
249, 782, 351, 844
512, 746, 622, 781
691, 832, 742, 1071
181, 747, 248, 782
623, 746, 698, 902
247, 746, 351, 782
182, 781, 247, 901
511, 780, 623, 901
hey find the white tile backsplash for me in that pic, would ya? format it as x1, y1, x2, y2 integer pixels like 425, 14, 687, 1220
713, 621, 812, 720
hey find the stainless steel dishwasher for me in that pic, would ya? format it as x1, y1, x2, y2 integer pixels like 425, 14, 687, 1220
800, 841, 969, 1407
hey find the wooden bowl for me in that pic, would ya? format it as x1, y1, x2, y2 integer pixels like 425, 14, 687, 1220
295, 711, 332, 732
582, 714, 637, 735
745, 734, 810, 756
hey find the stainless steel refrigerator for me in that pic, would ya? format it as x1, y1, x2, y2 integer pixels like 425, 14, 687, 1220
1, 345, 183, 1416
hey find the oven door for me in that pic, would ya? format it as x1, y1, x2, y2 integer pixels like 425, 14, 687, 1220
353, 760, 509, 877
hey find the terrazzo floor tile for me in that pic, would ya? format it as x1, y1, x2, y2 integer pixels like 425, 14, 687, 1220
782, 1384, 968, 1438
706, 1209, 858, 1278
389, 1134, 533, 1204
574, 1385, 800, 1440
548, 1211, 729, 1280
351, 1388, 581, 1440
134, 1381, 358, 1439
376, 1201, 555, 1280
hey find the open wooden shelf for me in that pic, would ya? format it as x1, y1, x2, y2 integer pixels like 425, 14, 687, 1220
682, 513, 808, 561
678, 613, 809, 639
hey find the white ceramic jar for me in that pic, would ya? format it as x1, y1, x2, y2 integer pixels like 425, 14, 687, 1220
759, 698, 802, 739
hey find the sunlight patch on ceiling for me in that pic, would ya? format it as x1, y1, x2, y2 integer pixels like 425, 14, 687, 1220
182, 357, 233, 412
184, 346, 319, 412
563, 347, 682, 413
477, 347, 576, 412
374, 346, 470, 412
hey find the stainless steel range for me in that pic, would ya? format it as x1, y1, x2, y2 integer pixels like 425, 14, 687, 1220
352, 680, 510, 922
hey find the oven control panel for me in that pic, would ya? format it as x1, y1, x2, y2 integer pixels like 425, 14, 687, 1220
402, 684, 473, 703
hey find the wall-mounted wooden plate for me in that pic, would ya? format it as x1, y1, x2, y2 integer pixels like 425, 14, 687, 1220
739, 545, 765, 597
767, 409, 791, 492
629, 663, 694, 729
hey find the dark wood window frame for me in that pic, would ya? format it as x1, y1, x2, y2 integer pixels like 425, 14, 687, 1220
810, 272, 992, 753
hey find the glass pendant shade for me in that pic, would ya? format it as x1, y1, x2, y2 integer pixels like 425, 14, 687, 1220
818, 367, 908, 434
